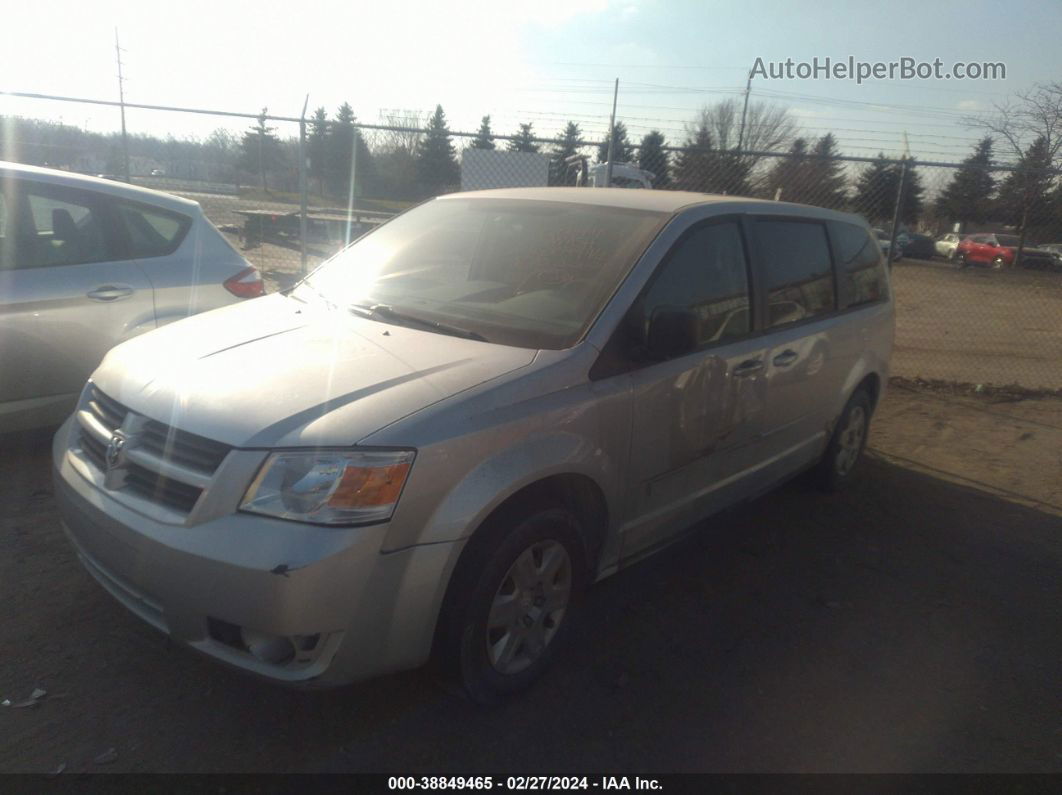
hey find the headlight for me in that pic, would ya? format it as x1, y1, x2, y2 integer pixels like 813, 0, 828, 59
240, 449, 414, 525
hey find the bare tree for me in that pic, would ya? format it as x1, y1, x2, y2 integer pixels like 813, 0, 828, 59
689, 98, 798, 160
374, 109, 425, 156
370, 109, 426, 200
964, 82, 1062, 264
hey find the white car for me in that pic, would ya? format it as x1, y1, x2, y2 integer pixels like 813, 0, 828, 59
935, 233, 961, 260
0, 162, 263, 432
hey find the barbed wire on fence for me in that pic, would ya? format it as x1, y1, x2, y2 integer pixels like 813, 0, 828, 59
3, 89, 1062, 391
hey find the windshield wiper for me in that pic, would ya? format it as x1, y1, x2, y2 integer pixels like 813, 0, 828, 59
349, 303, 488, 342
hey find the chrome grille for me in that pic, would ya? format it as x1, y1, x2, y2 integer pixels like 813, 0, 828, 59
138, 418, 230, 473
75, 385, 231, 516
124, 462, 207, 513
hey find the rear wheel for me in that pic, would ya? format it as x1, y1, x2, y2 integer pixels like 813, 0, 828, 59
435, 503, 587, 704
956, 252, 968, 268
991, 255, 1006, 270
815, 389, 873, 492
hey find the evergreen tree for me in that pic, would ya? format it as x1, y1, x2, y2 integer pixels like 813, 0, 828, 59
308, 106, 329, 196
673, 125, 715, 192
853, 154, 898, 225
328, 102, 375, 200
470, 115, 495, 150
327, 102, 355, 197
239, 107, 285, 190
854, 153, 923, 226
637, 130, 670, 187
415, 104, 459, 195
764, 138, 809, 202
508, 122, 540, 153
806, 134, 848, 209
898, 160, 925, 225
673, 121, 750, 195
550, 121, 582, 186
995, 136, 1053, 230
710, 153, 752, 196
935, 136, 995, 230
597, 121, 634, 163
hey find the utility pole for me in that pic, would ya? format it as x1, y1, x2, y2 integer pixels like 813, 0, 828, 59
345, 120, 358, 246
298, 94, 309, 275
887, 156, 908, 268
885, 132, 912, 267
604, 78, 618, 188
114, 28, 130, 182
737, 68, 753, 153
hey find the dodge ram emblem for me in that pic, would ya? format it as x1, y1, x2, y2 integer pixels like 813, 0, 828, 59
105, 433, 127, 470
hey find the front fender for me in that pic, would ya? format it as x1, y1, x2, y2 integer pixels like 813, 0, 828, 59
384, 429, 619, 552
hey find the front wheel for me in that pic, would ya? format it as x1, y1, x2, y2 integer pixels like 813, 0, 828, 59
991, 255, 1006, 270
956, 252, 968, 268
815, 389, 873, 492
435, 504, 587, 704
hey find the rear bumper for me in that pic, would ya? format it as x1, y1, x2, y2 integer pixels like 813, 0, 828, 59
52, 416, 462, 687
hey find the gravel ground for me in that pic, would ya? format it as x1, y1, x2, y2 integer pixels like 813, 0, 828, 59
1, 387, 1060, 774
888, 257, 1062, 390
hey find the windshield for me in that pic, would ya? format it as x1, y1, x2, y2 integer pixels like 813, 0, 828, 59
299, 198, 667, 349
996, 234, 1021, 247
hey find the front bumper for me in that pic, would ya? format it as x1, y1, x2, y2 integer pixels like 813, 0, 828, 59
52, 417, 462, 687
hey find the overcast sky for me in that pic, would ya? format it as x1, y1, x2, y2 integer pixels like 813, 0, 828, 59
2, 0, 1060, 161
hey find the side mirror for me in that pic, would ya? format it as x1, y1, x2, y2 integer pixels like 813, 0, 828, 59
646, 306, 699, 360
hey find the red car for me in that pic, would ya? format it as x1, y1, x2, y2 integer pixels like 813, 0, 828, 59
955, 233, 1057, 270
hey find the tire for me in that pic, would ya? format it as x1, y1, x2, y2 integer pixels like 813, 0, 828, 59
991, 255, 1005, 270
815, 389, 873, 492
434, 502, 588, 704
956, 252, 968, 268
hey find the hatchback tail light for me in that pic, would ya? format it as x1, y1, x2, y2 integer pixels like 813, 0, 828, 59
224, 266, 265, 299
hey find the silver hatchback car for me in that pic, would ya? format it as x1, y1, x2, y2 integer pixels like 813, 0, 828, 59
53, 188, 893, 701
1, 162, 262, 432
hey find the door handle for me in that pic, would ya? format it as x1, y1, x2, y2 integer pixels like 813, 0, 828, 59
733, 358, 764, 377
772, 349, 799, 367
87, 286, 134, 302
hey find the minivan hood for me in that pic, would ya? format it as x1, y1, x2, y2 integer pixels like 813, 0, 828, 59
92, 294, 537, 448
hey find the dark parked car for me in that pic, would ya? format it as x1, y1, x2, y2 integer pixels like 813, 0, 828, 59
901, 233, 936, 260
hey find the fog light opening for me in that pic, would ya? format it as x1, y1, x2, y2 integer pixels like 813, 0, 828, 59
240, 628, 296, 665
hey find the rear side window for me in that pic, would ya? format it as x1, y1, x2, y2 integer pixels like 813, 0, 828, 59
18, 188, 109, 269
755, 219, 835, 328
831, 221, 888, 308
640, 220, 752, 348
116, 202, 190, 258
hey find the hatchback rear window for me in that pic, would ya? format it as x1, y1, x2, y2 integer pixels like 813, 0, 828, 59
117, 202, 190, 258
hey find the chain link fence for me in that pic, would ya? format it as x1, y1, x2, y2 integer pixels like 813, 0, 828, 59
3, 94, 1061, 390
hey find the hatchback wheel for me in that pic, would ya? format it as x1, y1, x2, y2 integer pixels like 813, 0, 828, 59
956, 252, 967, 268
991, 255, 1005, 270
435, 503, 587, 704
816, 389, 873, 492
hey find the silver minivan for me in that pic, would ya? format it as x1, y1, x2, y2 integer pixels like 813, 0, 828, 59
53, 188, 893, 702
1, 162, 262, 432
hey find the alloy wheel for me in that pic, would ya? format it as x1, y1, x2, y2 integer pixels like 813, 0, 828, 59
835, 405, 867, 477
486, 540, 572, 675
